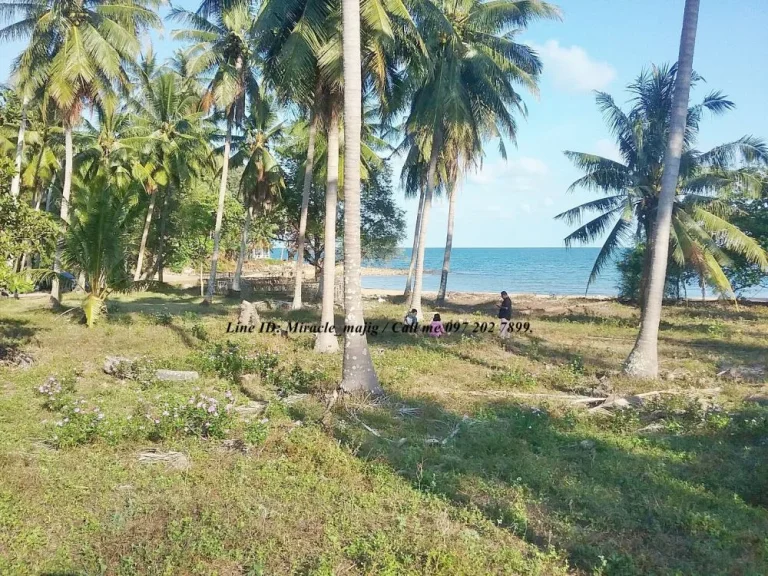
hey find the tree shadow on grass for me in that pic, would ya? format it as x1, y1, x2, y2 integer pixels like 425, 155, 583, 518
659, 336, 768, 368
0, 318, 42, 366
334, 393, 768, 576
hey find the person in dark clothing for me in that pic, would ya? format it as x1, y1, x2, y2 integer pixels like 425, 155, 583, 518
498, 291, 512, 338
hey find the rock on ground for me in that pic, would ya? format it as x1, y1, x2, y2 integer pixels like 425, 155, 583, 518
154, 369, 199, 382
237, 300, 259, 325
103, 356, 133, 376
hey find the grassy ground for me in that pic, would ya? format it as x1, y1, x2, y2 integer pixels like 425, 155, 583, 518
1, 287, 767, 575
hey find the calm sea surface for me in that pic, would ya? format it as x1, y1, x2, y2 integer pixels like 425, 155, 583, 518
362, 247, 618, 296
360, 247, 768, 298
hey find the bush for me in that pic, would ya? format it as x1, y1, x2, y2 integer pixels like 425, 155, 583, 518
36, 375, 76, 411
136, 392, 235, 441
51, 400, 106, 448
199, 341, 257, 381
616, 243, 697, 301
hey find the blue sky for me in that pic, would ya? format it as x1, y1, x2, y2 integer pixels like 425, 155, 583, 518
3, 0, 767, 248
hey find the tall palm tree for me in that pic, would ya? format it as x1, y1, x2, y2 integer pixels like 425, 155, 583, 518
556, 64, 767, 307
230, 88, 285, 292
404, 0, 559, 317
625, 0, 700, 378
8, 89, 27, 199
259, 0, 417, 311
171, 2, 260, 303
125, 71, 212, 281
21, 96, 61, 210
339, 0, 381, 393
0, 0, 162, 303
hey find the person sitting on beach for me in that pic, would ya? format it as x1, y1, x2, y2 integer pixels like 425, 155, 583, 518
404, 308, 418, 327
428, 313, 445, 338
498, 291, 512, 339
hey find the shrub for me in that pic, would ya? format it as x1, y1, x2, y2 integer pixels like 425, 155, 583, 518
199, 341, 257, 381
136, 392, 235, 441
36, 375, 76, 411
51, 400, 106, 448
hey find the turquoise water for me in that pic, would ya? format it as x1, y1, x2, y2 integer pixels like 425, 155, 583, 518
363, 247, 621, 296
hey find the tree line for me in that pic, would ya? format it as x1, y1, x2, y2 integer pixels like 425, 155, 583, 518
2, 0, 767, 384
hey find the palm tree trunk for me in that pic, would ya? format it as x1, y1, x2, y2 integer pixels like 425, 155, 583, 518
134, 190, 157, 281
50, 123, 73, 305
204, 115, 233, 303
436, 173, 459, 305
408, 130, 441, 319
638, 219, 654, 310
44, 174, 55, 213
315, 110, 341, 353
154, 188, 170, 283
625, 0, 699, 378
10, 97, 27, 200
403, 188, 426, 297
292, 110, 318, 310
340, 0, 381, 394
233, 203, 253, 293
32, 130, 48, 209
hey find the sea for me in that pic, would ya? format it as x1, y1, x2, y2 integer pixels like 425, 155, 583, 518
362, 247, 620, 296
361, 247, 768, 298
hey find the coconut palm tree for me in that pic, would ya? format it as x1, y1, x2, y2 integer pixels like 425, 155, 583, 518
338, 0, 381, 393
21, 96, 61, 210
171, 2, 260, 303
230, 88, 285, 292
556, 64, 768, 311
403, 0, 559, 316
125, 71, 213, 281
259, 0, 417, 312
0, 0, 162, 303
625, 0, 700, 378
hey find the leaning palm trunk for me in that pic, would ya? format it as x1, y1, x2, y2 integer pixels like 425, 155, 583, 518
408, 132, 441, 318
50, 123, 73, 305
134, 190, 157, 281
10, 97, 27, 199
292, 112, 318, 310
315, 111, 341, 353
625, 0, 699, 378
204, 116, 233, 303
340, 0, 381, 394
232, 203, 253, 293
404, 189, 426, 297
436, 175, 459, 305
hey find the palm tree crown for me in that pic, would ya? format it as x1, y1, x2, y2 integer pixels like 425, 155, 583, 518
557, 64, 768, 296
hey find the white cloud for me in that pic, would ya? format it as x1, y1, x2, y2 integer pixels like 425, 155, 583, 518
594, 138, 623, 163
468, 156, 548, 191
532, 40, 616, 93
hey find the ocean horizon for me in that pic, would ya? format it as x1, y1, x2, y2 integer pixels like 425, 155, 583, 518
360, 247, 768, 298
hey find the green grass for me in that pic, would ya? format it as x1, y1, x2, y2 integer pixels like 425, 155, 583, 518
1, 289, 767, 575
